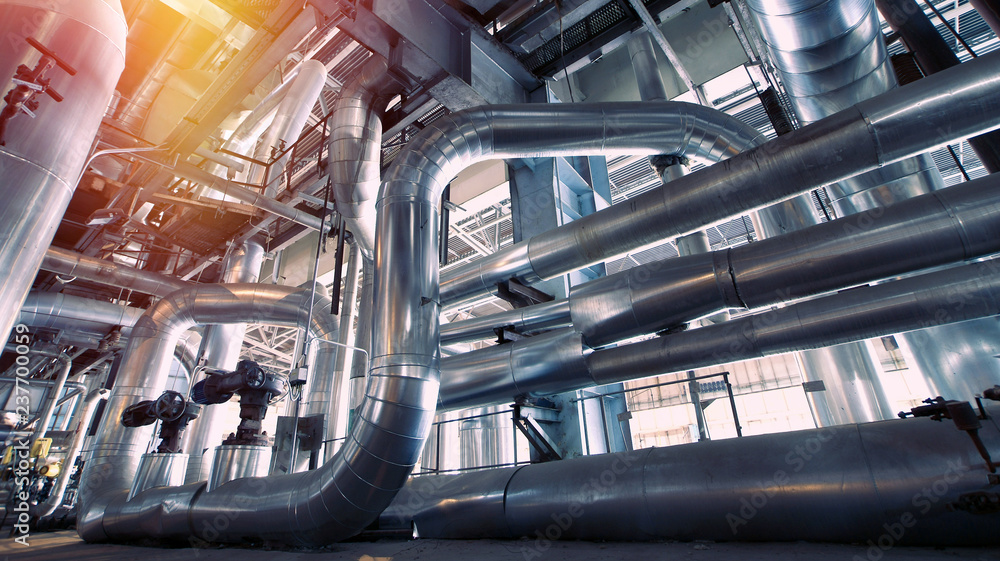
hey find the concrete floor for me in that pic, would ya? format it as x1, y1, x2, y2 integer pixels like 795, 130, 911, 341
1, 530, 999, 561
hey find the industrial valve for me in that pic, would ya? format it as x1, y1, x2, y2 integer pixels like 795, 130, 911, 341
984, 386, 1000, 401
899, 396, 996, 474
120, 390, 202, 453
0, 37, 76, 146
191, 360, 288, 446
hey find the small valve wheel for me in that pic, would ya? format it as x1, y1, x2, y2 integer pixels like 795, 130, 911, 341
153, 390, 186, 423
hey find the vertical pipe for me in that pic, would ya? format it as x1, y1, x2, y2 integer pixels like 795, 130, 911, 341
627, 33, 669, 102
348, 256, 373, 431
0, 0, 127, 344
327, 240, 361, 458
34, 388, 109, 519
246, 60, 327, 195
625, 0, 711, 105
32, 353, 72, 442
183, 240, 265, 484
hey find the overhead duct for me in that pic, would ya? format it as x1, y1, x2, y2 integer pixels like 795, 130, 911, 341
328, 54, 401, 256
19, 291, 145, 334
0, 0, 127, 344
197, 64, 304, 189
17, 291, 203, 373
382, 405, 1000, 544
247, 59, 327, 197
77, 284, 339, 543
442, 172, 1000, 348
441, 51, 1000, 308
40, 246, 190, 298
76, 52, 1000, 546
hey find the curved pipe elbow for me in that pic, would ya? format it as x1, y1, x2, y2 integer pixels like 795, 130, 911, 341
329, 55, 400, 254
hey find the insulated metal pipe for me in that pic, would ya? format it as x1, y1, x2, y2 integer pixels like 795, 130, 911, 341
587, 258, 1000, 388
34, 388, 109, 519
440, 328, 589, 411
40, 246, 190, 298
440, 51, 1000, 307
743, 0, 913, 426
251, 59, 327, 197
347, 254, 374, 431
172, 161, 324, 230
626, 0, 710, 105
198, 63, 304, 191
379, 59, 1000, 541
326, 239, 361, 455
383, 405, 1000, 544
77, 52, 1000, 546
0, 0, 127, 344
29, 350, 73, 442
77, 284, 338, 543
440, 299, 571, 345
183, 240, 265, 484
875, 0, 1000, 174
438, 257, 1000, 410
744, 0, 944, 218
627, 33, 669, 102
19, 291, 144, 334
17, 293, 200, 373
328, 54, 399, 255
571, 172, 1000, 348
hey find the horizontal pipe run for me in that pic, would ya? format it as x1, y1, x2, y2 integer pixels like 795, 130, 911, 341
438, 256, 1000, 410
439, 328, 589, 411
587, 258, 1000, 389
173, 161, 324, 230
440, 50, 1000, 307
371, 56, 1000, 551
382, 405, 1000, 544
40, 247, 190, 298
572, 171, 1000, 347
446, 171, 1000, 348
440, 299, 572, 345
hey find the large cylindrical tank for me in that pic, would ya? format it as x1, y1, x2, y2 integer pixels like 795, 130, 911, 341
0, 0, 127, 343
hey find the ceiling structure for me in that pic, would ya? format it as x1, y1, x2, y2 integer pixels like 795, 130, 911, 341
27, 0, 999, 372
